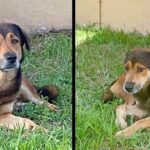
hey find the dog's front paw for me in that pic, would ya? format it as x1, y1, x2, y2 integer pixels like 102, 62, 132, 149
23, 118, 48, 133
115, 118, 127, 129
115, 128, 133, 137
115, 130, 125, 137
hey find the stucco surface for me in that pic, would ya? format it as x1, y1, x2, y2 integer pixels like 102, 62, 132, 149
76, 0, 100, 26
0, 0, 72, 30
76, 0, 150, 34
102, 0, 150, 34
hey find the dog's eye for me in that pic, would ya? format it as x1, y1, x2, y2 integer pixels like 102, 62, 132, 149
11, 39, 19, 44
137, 67, 145, 72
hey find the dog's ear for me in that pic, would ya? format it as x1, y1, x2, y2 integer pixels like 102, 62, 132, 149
19, 29, 30, 51
12, 24, 30, 50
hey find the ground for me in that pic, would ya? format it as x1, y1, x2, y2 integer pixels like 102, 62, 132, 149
76, 26, 150, 150
0, 33, 72, 149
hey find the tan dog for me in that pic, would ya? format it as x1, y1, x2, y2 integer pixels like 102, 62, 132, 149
0, 23, 59, 131
103, 48, 150, 137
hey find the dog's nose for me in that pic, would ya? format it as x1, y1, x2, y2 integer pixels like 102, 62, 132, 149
124, 82, 135, 92
5, 52, 17, 64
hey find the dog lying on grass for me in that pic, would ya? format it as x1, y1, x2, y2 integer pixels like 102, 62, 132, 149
103, 48, 150, 137
0, 23, 59, 131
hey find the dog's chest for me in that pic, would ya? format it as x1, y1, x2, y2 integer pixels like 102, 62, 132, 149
0, 69, 21, 104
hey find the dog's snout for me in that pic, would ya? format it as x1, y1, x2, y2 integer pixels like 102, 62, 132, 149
5, 52, 17, 64
124, 82, 135, 92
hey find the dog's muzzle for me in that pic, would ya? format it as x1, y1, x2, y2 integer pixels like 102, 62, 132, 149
0, 52, 19, 70
123, 81, 140, 94
124, 82, 135, 92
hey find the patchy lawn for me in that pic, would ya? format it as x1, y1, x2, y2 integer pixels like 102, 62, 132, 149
76, 26, 150, 150
0, 33, 72, 149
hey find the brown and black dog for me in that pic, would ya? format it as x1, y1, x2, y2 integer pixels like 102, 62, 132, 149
103, 48, 150, 137
0, 23, 59, 131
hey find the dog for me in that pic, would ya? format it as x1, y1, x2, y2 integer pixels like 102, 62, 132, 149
102, 48, 150, 137
0, 23, 59, 131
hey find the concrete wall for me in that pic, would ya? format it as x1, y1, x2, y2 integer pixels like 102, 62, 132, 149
0, 0, 72, 31
76, 0, 100, 26
76, 0, 150, 34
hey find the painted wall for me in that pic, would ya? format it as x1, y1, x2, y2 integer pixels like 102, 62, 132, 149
76, 0, 100, 26
0, 0, 72, 30
76, 0, 150, 34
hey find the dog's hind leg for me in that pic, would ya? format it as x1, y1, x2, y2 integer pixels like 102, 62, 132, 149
17, 76, 59, 112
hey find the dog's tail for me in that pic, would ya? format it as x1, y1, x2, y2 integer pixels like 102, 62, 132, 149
35, 85, 59, 103
101, 80, 116, 103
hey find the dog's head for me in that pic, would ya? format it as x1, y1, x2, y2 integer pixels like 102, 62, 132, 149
0, 23, 30, 71
123, 49, 150, 94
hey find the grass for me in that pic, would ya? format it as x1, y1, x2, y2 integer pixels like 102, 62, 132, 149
0, 33, 72, 149
76, 26, 150, 150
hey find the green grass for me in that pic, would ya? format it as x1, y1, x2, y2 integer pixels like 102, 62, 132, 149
76, 26, 150, 150
0, 33, 72, 149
